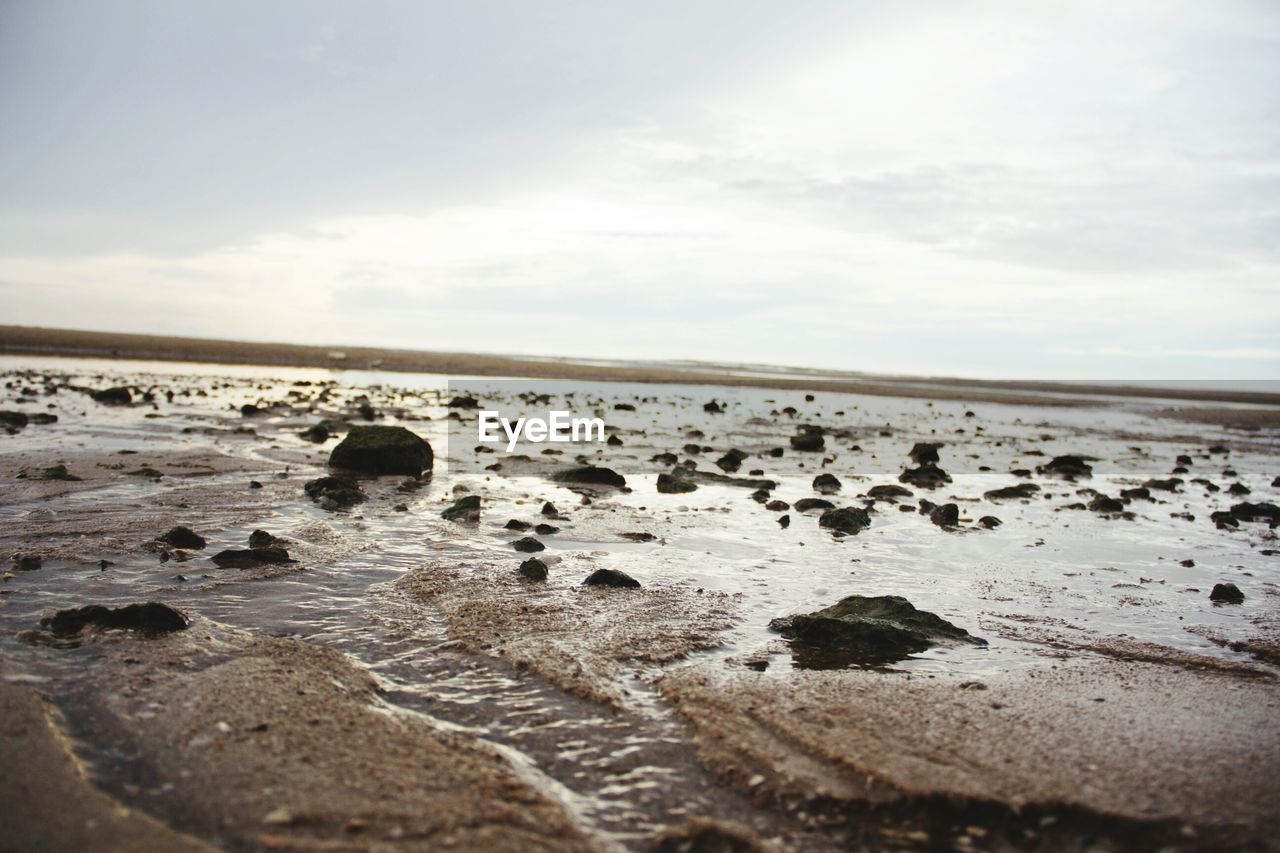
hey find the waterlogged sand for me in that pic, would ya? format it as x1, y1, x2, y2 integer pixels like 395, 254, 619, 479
1, 355, 1278, 850
395, 557, 738, 706
659, 660, 1280, 845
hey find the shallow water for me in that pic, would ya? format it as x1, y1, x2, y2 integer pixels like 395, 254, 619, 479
1, 356, 1277, 847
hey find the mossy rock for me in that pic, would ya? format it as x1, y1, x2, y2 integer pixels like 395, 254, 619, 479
304, 475, 366, 508
771, 594, 985, 667
329, 425, 433, 475
442, 494, 481, 522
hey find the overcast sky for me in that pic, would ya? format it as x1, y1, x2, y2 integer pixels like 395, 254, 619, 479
1, 1, 1277, 379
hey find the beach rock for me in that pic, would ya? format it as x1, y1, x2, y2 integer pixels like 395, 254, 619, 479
812, 473, 842, 494
541, 501, 559, 517
125, 467, 163, 478
304, 476, 366, 508
1230, 502, 1280, 524
607, 434, 624, 447
300, 424, 330, 443
448, 395, 480, 409
664, 467, 775, 491
553, 466, 626, 488
765, 499, 789, 511
534, 523, 559, 535
984, 483, 1040, 500
978, 515, 1002, 528
777, 514, 790, 528
1088, 495, 1126, 514
28, 413, 57, 425
158, 526, 206, 550
1144, 478, 1183, 492
513, 537, 545, 553
929, 503, 960, 527
91, 387, 132, 406
505, 519, 532, 531
248, 529, 286, 548
790, 430, 825, 452
794, 498, 835, 513
442, 495, 481, 522
1041, 455, 1093, 480
867, 484, 913, 500
583, 568, 640, 588
769, 594, 985, 666
819, 507, 871, 535
12, 554, 42, 571
657, 472, 698, 494
1228, 482, 1251, 496
1120, 487, 1151, 501
899, 464, 951, 489
703, 400, 723, 414
1210, 583, 1245, 604
41, 602, 188, 636
329, 425, 433, 475
518, 558, 548, 581
908, 442, 941, 465
651, 452, 679, 466
715, 449, 747, 473
211, 547, 293, 568
0, 411, 29, 429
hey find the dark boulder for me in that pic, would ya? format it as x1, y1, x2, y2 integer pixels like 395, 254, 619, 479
42, 602, 188, 636
1041, 455, 1093, 480
790, 431, 825, 452
211, 547, 293, 568
984, 483, 1040, 501
304, 475, 366, 508
583, 568, 640, 588
329, 425, 433, 475
899, 465, 951, 489
812, 473, 842, 494
908, 442, 941, 465
1230, 502, 1280, 524
518, 558, 548, 581
978, 515, 1002, 528
17, 464, 80, 481
657, 472, 698, 494
0, 411, 29, 428
449, 395, 480, 409
794, 497, 835, 513
715, 449, 747, 473
1088, 495, 1126, 514
819, 507, 871, 535
91, 387, 132, 406
442, 495, 481, 522
868, 484, 913, 500
1144, 478, 1183, 492
929, 503, 960, 528
1210, 583, 1245, 604
534, 523, 559, 535
248, 529, 286, 548
158, 526, 206, 550
300, 424, 330, 443
553, 466, 626, 488
513, 537, 545, 553
505, 519, 532, 531
770, 594, 985, 667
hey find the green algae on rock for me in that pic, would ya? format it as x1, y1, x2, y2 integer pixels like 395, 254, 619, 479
770, 594, 985, 667
329, 425, 433, 475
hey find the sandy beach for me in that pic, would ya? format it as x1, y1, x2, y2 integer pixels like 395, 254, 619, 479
0, 348, 1276, 850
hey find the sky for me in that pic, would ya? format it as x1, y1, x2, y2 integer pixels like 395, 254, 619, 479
1, 0, 1277, 380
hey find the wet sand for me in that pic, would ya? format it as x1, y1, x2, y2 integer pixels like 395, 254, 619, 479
1, 356, 1278, 850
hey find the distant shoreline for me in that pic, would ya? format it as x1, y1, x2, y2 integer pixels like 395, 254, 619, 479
2, 324, 1279, 408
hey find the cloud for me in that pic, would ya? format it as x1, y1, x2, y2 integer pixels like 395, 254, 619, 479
0, 1, 1277, 379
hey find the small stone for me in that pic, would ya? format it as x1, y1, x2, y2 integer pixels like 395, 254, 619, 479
513, 537, 545, 553
518, 558, 548, 581
583, 568, 640, 588
1209, 583, 1244, 604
